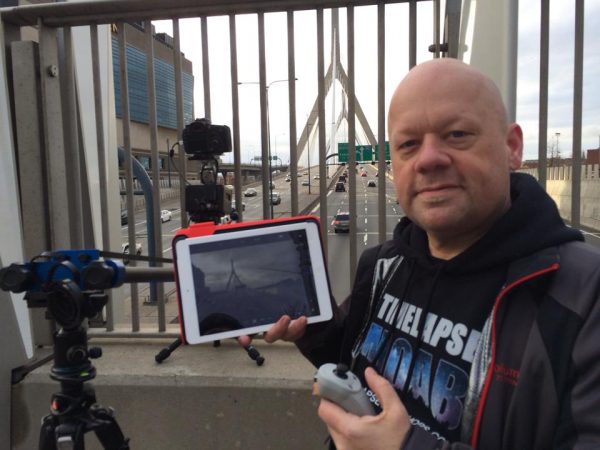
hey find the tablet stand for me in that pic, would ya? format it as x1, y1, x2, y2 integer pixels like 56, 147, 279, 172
154, 337, 265, 366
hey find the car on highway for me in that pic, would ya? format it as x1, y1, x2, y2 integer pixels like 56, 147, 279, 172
244, 188, 258, 197
270, 192, 281, 205
160, 209, 172, 222
335, 182, 346, 192
122, 242, 142, 265
332, 212, 350, 233
313, 175, 320, 180
302, 180, 310, 186
231, 200, 246, 211
285, 175, 291, 182
367, 180, 377, 187
121, 209, 128, 225
338, 175, 347, 183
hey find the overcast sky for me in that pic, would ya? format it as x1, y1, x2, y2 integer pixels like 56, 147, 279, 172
152, 1, 599, 165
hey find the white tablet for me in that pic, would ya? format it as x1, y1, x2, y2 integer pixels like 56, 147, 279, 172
174, 217, 333, 344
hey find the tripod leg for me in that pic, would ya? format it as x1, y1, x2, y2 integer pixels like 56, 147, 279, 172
154, 337, 182, 363
91, 405, 130, 450
39, 414, 58, 450
39, 414, 86, 450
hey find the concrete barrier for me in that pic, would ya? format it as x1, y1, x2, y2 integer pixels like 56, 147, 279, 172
12, 340, 328, 449
519, 166, 600, 231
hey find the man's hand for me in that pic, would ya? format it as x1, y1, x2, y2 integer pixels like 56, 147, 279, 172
318, 367, 411, 450
237, 315, 308, 347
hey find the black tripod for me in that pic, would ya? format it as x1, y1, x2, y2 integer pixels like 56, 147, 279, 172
0, 258, 134, 449
39, 328, 129, 450
154, 336, 265, 366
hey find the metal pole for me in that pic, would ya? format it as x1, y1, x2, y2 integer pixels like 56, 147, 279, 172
173, 19, 187, 228
317, 7, 327, 253
167, 138, 172, 188
347, 5, 357, 285
287, 10, 299, 217
538, 0, 549, 188
409, 0, 417, 68
118, 22, 140, 331
571, 0, 584, 228
307, 123, 311, 194
258, 12, 270, 219
267, 85, 274, 218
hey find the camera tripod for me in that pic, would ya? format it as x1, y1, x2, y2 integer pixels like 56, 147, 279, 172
0, 255, 174, 449
38, 328, 129, 450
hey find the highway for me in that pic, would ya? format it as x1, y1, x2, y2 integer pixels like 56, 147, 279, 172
118, 164, 402, 309
119, 164, 600, 320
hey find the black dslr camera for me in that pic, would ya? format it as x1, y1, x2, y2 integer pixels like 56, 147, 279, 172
182, 118, 232, 223
183, 118, 231, 160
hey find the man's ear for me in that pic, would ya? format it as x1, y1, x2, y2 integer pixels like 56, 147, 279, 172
506, 123, 523, 170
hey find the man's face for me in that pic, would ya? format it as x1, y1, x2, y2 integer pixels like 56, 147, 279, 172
388, 67, 522, 243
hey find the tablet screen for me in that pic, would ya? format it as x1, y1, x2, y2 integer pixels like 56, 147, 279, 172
175, 220, 332, 344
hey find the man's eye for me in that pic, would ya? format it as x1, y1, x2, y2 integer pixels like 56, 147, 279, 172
448, 130, 468, 139
399, 139, 418, 149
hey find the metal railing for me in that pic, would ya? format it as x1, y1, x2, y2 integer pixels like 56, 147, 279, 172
2, 0, 453, 340
1, 0, 591, 340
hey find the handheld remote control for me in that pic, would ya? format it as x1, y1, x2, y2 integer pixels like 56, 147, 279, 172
313, 363, 376, 416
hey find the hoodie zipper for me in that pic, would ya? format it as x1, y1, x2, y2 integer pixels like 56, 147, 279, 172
469, 262, 560, 448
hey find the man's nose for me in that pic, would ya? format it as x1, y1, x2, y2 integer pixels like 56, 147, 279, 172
413, 135, 451, 172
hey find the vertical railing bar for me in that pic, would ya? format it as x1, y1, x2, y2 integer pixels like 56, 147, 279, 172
258, 12, 271, 219
346, 6, 357, 285
118, 22, 140, 331
444, 0, 462, 58
506, 0, 518, 122
409, 0, 417, 68
33, 21, 67, 345
229, 14, 243, 222
377, 2, 386, 244
61, 26, 84, 248
571, 0, 584, 228
317, 8, 327, 254
173, 19, 188, 228
145, 22, 166, 331
433, 0, 440, 58
90, 24, 114, 331
287, 10, 299, 217
201, 16, 211, 119
538, 0, 549, 189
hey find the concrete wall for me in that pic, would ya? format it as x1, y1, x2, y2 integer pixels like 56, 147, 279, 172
519, 166, 600, 230
12, 340, 328, 450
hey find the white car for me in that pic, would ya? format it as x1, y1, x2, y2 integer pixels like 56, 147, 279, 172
121, 242, 142, 265
160, 209, 172, 222
244, 188, 258, 197
231, 200, 246, 211
122, 242, 142, 255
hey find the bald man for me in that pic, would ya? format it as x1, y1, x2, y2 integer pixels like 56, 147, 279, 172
244, 59, 600, 449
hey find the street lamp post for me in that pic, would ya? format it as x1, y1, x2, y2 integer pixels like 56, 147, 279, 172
239, 78, 296, 219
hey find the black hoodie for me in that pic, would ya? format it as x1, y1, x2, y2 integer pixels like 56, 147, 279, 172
298, 172, 583, 443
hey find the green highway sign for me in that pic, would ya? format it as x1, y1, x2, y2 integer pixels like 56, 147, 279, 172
337, 142, 390, 162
